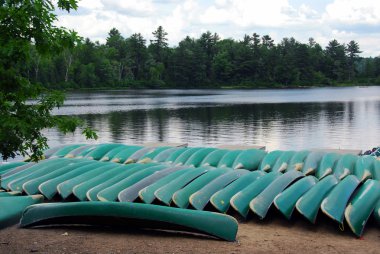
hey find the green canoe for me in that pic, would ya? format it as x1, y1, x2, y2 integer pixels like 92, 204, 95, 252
321, 175, 360, 224
287, 150, 310, 171
97, 165, 168, 201
232, 149, 267, 171
137, 147, 172, 163
0, 195, 44, 229
210, 171, 265, 213
164, 148, 188, 163
22, 161, 97, 195
273, 176, 318, 220
301, 151, 325, 175
296, 175, 339, 223
72, 164, 132, 201
189, 169, 250, 210
353, 155, 375, 182
0, 191, 21, 197
66, 145, 97, 158
110, 146, 143, 163
152, 147, 183, 162
250, 170, 304, 219
374, 200, 380, 225
173, 147, 204, 165
0, 162, 28, 174
372, 160, 380, 180
50, 144, 84, 158
184, 148, 217, 167
7, 160, 91, 192
39, 162, 111, 200
259, 150, 283, 172
43, 145, 67, 159
2, 159, 73, 190
57, 163, 122, 199
172, 168, 230, 209
333, 154, 358, 180
139, 168, 193, 204
154, 167, 210, 206
315, 153, 341, 179
201, 149, 229, 167
124, 147, 157, 164
345, 179, 380, 237
85, 164, 158, 201
217, 150, 242, 168
84, 144, 126, 160
1, 162, 36, 179
230, 172, 281, 218
20, 202, 238, 241
272, 151, 296, 172
99, 145, 129, 161
118, 166, 188, 202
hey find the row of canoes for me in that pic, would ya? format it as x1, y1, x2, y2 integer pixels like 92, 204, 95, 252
0, 143, 379, 239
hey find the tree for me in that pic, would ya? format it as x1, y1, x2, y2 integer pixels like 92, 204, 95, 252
150, 26, 168, 63
346, 40, 361, 81
0, 0, 96, 161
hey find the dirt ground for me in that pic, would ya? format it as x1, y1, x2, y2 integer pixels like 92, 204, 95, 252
0, 213, 379, 254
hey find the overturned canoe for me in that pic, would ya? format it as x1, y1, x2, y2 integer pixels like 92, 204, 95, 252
20, 202, 238, 241
84, 144, 126, 160
164, 148, 188, 164
85, 164, 158, 201
72, 164, 133, 201
287, 150, 310, 171
230, 172, 281, 218
201, 149, 229, 167
353, 155, 375, 182
321, 175, 360, 224
0, 162, 28, 174
50, 144, 84, 158
118, 166, 188, 202
0, 195, 44, 229
333, 154, 358, 180
99, 145, 129, 161
152, 147, 184, 163
184, 148, 217, 167
173, 168, 229, 209
250, 171, 304, 219
154, 167, 210, 206
210, 171, 265, 213
173, 147, 203, 165
345, 179, 380, 237
259, 150, 283, 172
39, 162, 112, 200
97, 165, 168, 201
138, 147, 172, 163
110, 146, 143, 163
232, 149, 267, 171
23, 161, 98, 195
296, 175, 339, 223
315, 153, 341, 179
124, 147, 157, 164
0, 191, 21, 197
301, 151, 325, 175
274, 176, 318, 220
217, 150, 242, 168
189, 169, 249, 210
139, 168, 193, 204
272, 151, 296, 172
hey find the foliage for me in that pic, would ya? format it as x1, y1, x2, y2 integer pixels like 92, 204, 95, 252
0, 0, 97, 161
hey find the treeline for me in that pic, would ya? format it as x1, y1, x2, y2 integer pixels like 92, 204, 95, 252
24, 26, 380, 89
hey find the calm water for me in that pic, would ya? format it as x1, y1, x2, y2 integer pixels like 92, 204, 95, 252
42, 86, 380, 152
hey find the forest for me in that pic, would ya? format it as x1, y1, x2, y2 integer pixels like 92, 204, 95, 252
24, 26, 380, 89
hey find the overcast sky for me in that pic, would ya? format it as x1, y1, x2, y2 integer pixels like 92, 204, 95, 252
56, 0, 380, 57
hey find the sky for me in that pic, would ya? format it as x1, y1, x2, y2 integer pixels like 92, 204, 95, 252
56, 0, 380, 57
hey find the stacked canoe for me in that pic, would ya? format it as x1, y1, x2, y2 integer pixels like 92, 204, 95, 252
1, 144, 379, 240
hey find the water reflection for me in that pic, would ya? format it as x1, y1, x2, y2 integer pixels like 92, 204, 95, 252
47, 89, 380, 151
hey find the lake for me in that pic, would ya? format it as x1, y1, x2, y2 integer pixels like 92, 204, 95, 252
42, 86, 380, 152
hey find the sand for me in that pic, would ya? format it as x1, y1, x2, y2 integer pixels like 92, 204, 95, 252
0, 214, 379, 254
